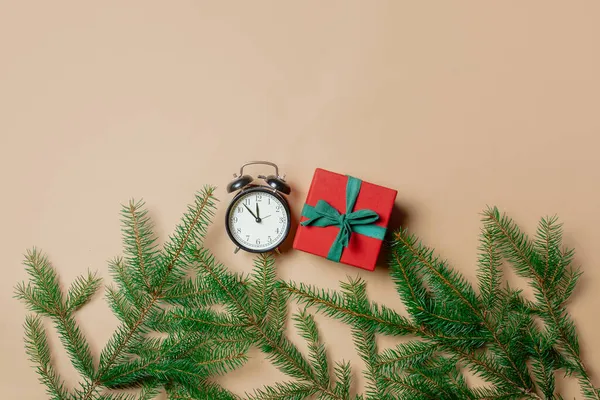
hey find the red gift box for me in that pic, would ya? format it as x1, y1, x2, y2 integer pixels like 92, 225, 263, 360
293, 168, 397, 271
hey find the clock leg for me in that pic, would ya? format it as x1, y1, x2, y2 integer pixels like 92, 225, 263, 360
274, 247, 281, 255
234, 247, 240, 254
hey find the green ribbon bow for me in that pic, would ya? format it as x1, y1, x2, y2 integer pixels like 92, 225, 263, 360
300, 175, 387, 262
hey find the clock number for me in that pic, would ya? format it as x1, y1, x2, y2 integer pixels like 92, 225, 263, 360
276, 228, 280, 234
236, 228, 241, 234
268, 236, 272, 243
233, 217, 238, 223
244, 198, 251, 205
275, 205, 280, 212
256, 238, 261, 245
237, 206, 243, 213
279, 217, 285, 223
256, 194, 262, 202
246, 235, 250, 241
268, 197, 271, 205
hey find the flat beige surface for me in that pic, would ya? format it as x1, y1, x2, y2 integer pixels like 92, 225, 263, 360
1, 1, 600, 398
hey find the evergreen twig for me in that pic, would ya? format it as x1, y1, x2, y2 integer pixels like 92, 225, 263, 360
17, 188, 244, 399
283, 207, 597, 399
16, 196, 599, 400
190, 251, 349, 400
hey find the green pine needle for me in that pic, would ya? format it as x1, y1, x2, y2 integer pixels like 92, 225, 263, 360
16, 196, 599, 400
17, 188, 245, 399
23, 315, 69, 400
246, 381, 318, 400
292, 310, 330, 387
66, 271, 102, 312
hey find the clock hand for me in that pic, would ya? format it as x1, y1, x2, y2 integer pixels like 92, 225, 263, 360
243, 204, 257, 218
256, 203, 260, 219
243, 204, 261, 223
261, 215, 271, 219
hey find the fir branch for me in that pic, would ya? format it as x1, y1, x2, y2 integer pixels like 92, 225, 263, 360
332, 361, 353, 399
528, 330, 557, 399
391, 229, 480, 318
105, 285, 139, 329
471, 386, 536, 400
266, 285, 289, 333
375, 341, 437, 375
391, 231, 531, 393
104, 353, 247, 388
66, 271, 102, 313
452, 346, 529, 395
16, 250, 98, 379
103, 330, 249, 390
478, 225, 502, 314
160, 277, 218, 309
246, 381, 318, 400
281, 280, 491, 343
408, 357, 458, 399
108, 257, 147, 309
77, 188, 225, 400
483, 207, 599, 399
292, 310, 330, 387
96, 385, 159, 400
17, 191, 599, 400
18, 187, 245, 400
22, 249, 64, 311
53, 309, 97, 379
392, 228, 535, 394
165, 381, 239, 400
152, 187, 218, 290
15, 282, 57, 316
388, 238, 487, 348
279, 281, 418, 337
446, 367, 475, 400
193, 250, 345, 400
23, 315, 69, 400
249, 253, 276, 321
167, 308, 250, 340
382, 374, 438, 400
341, 278, 386, 399
121, 200, 157, 291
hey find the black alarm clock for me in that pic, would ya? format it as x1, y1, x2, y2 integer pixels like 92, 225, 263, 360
225, 161, 292, 253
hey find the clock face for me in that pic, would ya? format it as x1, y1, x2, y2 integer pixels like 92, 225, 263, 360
226, 188, 290, 252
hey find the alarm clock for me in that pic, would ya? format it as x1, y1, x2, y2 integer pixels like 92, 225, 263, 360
225, 161, 292, 254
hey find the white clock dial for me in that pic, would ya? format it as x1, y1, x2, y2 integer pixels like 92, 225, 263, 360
227, 190, 290, 252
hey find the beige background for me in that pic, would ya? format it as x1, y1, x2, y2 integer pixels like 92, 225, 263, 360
1, 1, 600, 398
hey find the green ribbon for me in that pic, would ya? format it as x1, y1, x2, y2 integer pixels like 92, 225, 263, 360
301, 175, 387, 262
